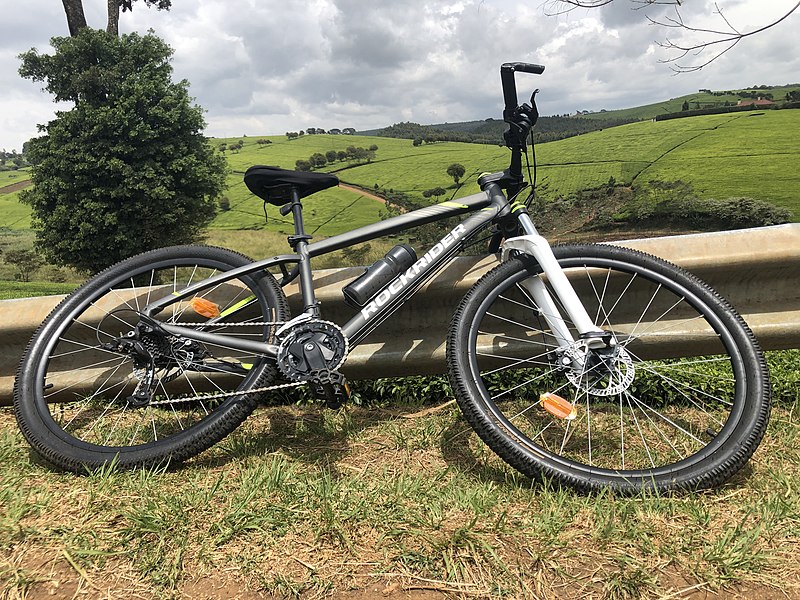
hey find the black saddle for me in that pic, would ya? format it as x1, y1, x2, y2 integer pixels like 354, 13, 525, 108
244, 165, 339, 206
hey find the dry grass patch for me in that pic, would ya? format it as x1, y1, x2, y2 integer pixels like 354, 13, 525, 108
1, 395, 799, 599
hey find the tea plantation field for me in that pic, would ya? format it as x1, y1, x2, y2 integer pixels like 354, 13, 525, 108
2, 108, 798, 237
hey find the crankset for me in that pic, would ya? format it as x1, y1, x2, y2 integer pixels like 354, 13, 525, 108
276, 319, 351, 408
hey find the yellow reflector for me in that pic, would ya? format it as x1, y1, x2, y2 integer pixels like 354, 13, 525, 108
540, 393, 577, 421
189, 297, 221, 319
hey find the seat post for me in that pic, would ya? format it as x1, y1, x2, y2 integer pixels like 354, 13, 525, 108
286, 187, 319, 316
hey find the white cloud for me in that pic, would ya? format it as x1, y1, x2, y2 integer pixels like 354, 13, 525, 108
1, 0, 797, 149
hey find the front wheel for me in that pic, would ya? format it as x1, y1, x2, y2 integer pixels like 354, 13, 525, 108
14, 245, 290, 472
447, 244, 770, 493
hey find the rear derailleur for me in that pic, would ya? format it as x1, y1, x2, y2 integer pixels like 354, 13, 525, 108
100, 317, 208, 407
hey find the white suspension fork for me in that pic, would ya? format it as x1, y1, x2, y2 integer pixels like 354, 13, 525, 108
502, 214, 609, 353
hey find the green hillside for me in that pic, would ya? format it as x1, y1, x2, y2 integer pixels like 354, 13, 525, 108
578, 84, 800, 122
3, 108, 799, 238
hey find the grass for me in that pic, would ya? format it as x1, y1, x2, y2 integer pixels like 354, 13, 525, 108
0, 169, 30, 188
578, 85, 800, 122
214, 109, 800, 222
1, 350, 799, 598
0, 190, 32, 230
0, 280, 76, 300
3, 109, 800, 236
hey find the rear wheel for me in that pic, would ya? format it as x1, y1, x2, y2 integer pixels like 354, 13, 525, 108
447, 244, 770, 492
14, 245, 290, 472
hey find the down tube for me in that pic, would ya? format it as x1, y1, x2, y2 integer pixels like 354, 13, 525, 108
341, 205, 501, 347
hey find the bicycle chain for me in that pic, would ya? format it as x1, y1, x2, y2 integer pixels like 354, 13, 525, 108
144, 319, 303, 406
147, 379, 305, 406
175, 321, 285, 327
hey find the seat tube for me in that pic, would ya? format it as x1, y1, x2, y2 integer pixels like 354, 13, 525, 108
289, 188, 319, 317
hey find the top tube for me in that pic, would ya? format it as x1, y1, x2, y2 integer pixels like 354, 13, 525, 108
306, 191, 493, 257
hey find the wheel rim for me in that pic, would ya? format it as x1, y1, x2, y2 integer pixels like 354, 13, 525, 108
465, 255, 747, 479
32, 254, 276, 452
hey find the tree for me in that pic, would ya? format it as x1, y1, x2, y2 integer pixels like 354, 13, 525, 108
422, 187, 447, 200
446, 163, 466, 185
544, 1, 800, 72
61, 0, 172, 37
325, 150, 338, 163
19, 30, 226, 273
295, 159, 312, 172
309, 153, 327, 169
4, 249, 45, 282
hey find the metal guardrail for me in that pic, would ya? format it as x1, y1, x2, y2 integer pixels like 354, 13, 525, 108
1, 224, 798, 404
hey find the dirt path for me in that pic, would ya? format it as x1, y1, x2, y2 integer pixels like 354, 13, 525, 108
339, 182, 387, 205
0, 179, 32, 194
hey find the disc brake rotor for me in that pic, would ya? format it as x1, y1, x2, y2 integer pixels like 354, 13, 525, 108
565, 346, 636, 396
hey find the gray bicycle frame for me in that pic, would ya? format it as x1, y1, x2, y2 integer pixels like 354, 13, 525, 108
145, 186, 498, 355
144, 181, 605, 359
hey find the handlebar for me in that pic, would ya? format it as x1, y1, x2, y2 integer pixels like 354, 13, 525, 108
500, 62, 545, 115
499, 62, 544, 184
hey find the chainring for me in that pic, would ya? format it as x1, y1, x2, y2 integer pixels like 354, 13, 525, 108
276, 320, 348, 382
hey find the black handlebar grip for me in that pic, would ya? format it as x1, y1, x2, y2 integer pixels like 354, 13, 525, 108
501, 62, 546, 75
500, 62, 546, 113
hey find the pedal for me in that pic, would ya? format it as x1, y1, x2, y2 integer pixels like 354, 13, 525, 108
309, 370, 351, 409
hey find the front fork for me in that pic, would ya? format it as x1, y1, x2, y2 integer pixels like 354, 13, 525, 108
503, 213, 612, 369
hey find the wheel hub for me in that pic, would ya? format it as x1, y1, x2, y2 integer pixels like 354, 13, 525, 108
565, 345, 636, 396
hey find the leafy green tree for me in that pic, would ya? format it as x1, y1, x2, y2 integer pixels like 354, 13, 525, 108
446, 163, 466, 185
4, 249, 45, 282
325, 150, 338, 163
309, 153, 327, 168
295, 159, 312, 172
19, 29, 225, 273
422, 187, 447, 200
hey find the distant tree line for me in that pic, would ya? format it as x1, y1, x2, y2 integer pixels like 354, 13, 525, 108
377, 115, 635, 146
0, 149, 28, 170
295, 144, 378, 171
286, 127, 356, 139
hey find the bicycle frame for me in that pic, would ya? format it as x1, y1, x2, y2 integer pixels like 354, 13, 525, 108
144, 179, 607, 362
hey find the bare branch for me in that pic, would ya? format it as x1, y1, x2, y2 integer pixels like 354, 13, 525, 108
542, 0, 800, 72
654, 1, 800, 72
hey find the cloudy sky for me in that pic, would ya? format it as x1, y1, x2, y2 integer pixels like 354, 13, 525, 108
1, 0, 798, 150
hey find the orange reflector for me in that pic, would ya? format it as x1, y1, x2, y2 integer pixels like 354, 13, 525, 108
540, 393, 577, 421
189, 297, 221, 318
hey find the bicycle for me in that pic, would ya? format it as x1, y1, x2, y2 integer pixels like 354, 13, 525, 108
13, 62, 771, 493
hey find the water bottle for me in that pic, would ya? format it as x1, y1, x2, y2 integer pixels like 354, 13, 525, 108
342, 244, 417, 308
